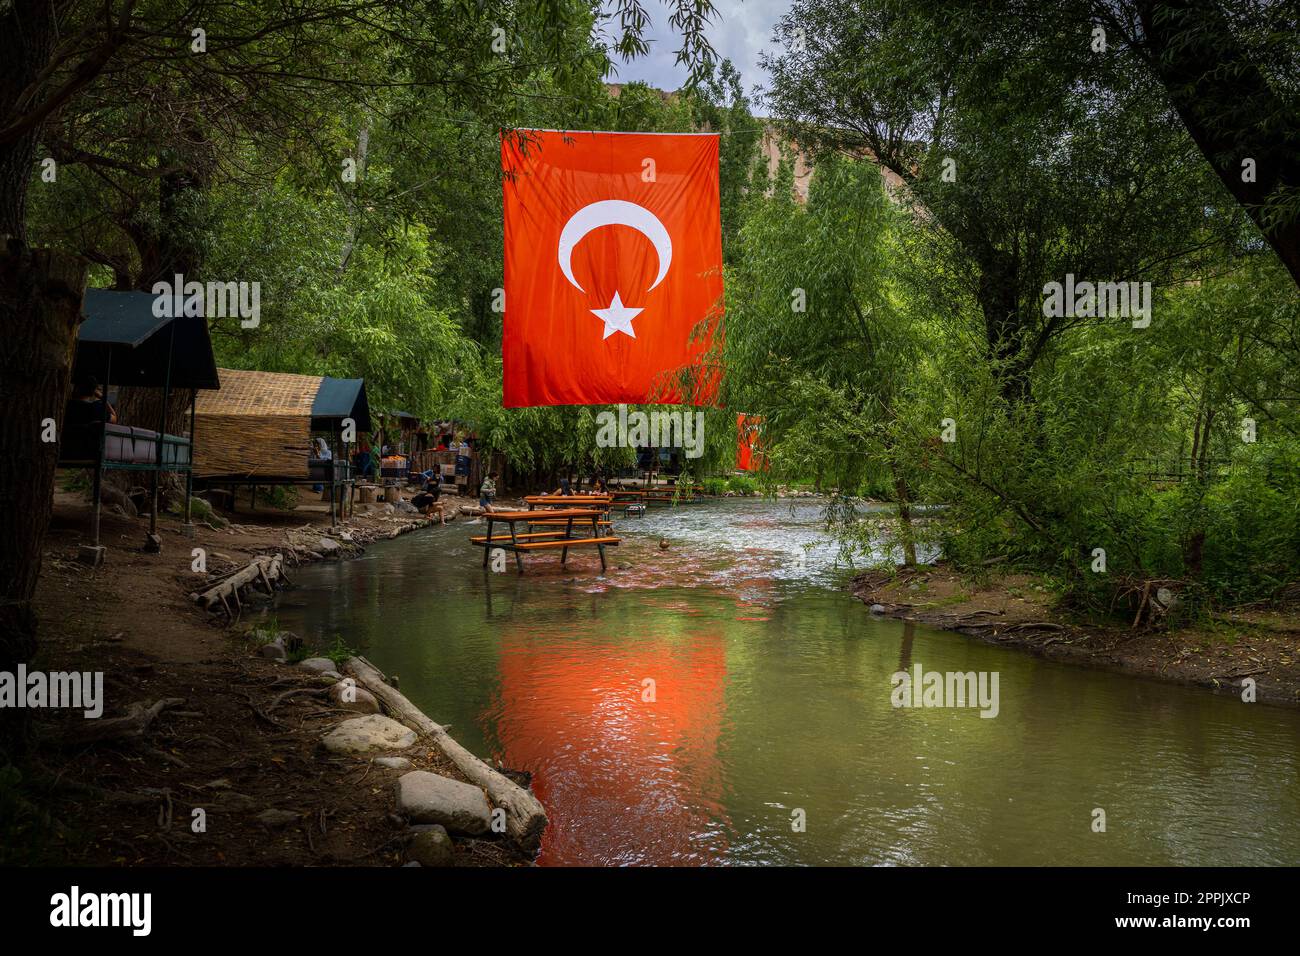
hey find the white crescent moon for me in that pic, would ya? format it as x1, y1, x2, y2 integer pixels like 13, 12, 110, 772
557, 200, 672, 294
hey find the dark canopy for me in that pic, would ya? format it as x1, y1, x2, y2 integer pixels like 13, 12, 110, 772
72, 289, 220, 390
311, 376, 371, 432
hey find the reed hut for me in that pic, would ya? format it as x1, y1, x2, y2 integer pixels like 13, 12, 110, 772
193, 368, 371, 520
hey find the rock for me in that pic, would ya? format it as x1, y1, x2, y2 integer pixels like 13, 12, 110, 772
256, 809, 299, 827
407, 825, 454, 867
321, 714, 417, 754
394, 771, 492, 835
870, 604, 887, 615
259, 640, 287, 661
299, 657, 337, 674
328, 679, 380, 713
402, 861, 423, 868
318, 537, 341, 555
373, 756, 413, 771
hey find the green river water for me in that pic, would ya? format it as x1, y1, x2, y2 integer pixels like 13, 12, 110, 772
271, 498, 1300, 866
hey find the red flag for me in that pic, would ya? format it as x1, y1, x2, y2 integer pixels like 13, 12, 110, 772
736, 413, 764, 471
502, 130, 723, 407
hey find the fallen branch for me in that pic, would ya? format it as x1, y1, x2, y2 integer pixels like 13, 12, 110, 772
345, 655, 547, 853
192, 554, 285, 615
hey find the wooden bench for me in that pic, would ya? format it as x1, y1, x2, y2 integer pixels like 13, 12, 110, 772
514, 537, 620, 550
470, 507, 619, 573
470, 530, 569, 543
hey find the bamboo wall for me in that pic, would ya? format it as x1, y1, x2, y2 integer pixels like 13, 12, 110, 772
193, 414, 313, 478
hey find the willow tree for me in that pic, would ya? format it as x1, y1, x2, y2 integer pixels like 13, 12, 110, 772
722, 155, 929, 564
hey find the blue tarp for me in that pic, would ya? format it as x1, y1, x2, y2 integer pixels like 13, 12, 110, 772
312, 376, 371, 431
74, 289, 220, 390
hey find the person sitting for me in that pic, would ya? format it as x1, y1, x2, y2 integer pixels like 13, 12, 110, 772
411, 477, 446, 523
550, 476, 573, 496
65, 377, 117, 427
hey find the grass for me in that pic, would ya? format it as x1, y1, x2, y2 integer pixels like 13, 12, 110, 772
322, 636, 358, 668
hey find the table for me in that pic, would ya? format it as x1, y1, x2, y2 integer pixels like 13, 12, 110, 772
469, 508, 619, 573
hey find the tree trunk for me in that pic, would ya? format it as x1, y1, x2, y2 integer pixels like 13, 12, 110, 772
1136, 0, 1300, 287
0, 241, 87, 756
977, 250, 1034, 404
891, 462, 918, 567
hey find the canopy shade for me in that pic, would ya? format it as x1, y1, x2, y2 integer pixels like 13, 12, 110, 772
312, 376, 371, 432
73, 289, 220, 390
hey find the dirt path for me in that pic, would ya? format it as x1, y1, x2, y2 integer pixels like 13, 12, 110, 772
852, 565, 1300, 706
7, 489, 524, 867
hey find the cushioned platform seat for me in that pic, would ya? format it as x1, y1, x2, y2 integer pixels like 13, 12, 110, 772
60, 421, 191, 466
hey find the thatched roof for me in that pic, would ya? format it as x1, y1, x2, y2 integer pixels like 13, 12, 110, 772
196, 368, 372, 430
196, 368, 319, 417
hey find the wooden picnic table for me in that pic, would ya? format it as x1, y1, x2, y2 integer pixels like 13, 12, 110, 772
470, 507, 618, 573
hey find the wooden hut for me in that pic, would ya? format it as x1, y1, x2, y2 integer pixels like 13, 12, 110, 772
193, 368, 371, 520
63, 289, 220, 557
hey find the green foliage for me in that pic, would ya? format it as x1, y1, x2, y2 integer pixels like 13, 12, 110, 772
727, 475, 758, 496
700, 477, 728, 496
323, 636, 358, 669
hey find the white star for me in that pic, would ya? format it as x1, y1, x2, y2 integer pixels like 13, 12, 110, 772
590, 291, 643, 340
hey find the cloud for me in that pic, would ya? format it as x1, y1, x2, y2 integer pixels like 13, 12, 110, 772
601, 0, 787, 99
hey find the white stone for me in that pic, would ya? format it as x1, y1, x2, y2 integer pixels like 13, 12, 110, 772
395, 771, 491, 835
299, 657, 337, 674
328, 680, 379, 713
321, 714, 417, 754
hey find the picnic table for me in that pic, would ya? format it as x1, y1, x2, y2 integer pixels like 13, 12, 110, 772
523, 494, 616, 529
470, 507, 619, 573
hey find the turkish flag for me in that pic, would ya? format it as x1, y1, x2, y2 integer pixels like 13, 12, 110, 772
736, 413, 764, 471
502, 130, 723, 407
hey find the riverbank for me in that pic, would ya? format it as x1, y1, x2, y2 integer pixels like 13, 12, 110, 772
4, 488, 538, 866
852, 564, 1300, 706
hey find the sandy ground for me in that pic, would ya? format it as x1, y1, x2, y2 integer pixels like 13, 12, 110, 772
7, 485, 525, 867
852, 564, 1300, 706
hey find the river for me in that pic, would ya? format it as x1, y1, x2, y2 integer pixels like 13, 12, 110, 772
271, 498, 1300, 866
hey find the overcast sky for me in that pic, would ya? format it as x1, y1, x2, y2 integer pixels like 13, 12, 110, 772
601, 0, 788, 101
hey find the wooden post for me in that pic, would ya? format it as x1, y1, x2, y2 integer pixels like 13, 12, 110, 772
91, 350, 112, 549
150, 322, 176, 538
183, 388, 196, 526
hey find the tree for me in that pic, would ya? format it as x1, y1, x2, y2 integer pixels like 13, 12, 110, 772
764, 0, 1224, 404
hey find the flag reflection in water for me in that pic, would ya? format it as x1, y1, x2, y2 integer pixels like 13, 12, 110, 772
492, 631, 730, 865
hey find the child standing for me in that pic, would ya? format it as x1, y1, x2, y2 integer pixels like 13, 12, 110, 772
479, 472, 498, 512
